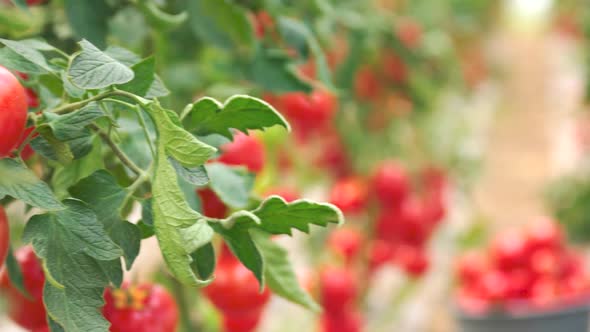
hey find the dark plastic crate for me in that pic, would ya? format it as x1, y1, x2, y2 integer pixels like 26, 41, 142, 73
456, 304, 590, 332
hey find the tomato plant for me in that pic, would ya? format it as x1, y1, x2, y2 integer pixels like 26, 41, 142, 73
0, 65, 27, 157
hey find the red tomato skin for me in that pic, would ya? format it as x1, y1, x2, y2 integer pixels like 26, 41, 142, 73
0, 66, 28, 157
490, 231, 529, 272
368, 240, 394, 271
329, 177, 368, 215
354, 66, 382, 100
222, 308, 264, 332
0, 206, 8, 267
319, 267, 357, 314
320, 309, 363, 332
203, 254, 270, 314
218, 132, 265, 173
103, 284, 178, 332
264, 187, 299, 202
197, 188, 228, 219
371, 161, 409, 207
526, 218, 563, 253
0, 246, 47, 331
396, 245, 430, 277
456, 251, 487, 285
328, 228, 363, 264
381, 52, 408, 83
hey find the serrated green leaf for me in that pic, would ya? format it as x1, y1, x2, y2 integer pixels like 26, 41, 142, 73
147, 103, 216, 167
0, 159, 63, 210
145, 75, 170, 98
64, 0, 111, 49
170, 157, 209, 186
46, 103, 106, 141
215, 225, 264, 288
0, 38, 58, 73
249, 48, 312, 93
48, 316, 65, 332
183, 95, 290, 139
188, 0, 254, 51
109, 221, 141, 270
179, 220, 214, 254
68, 40, 134, 89
104, 46, 140, 66
118, 56, 156, 97
205, 163, 254, 209
250, 196, 344, 235
31, 129, 93, 162
61, 71, 86, 98
252, 231, 320, 311
191, 242, 215, 280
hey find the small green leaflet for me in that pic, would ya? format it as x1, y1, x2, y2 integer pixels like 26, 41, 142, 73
252, 231, 320, 311
4, 246, 30, 298
0, 158, 63, 211
22, 199, 123, 331
118, 57, 157, 97
31, 128, 94, 163
205, 163, 254, 209
0, 38, 59, 73
249, 47, 312, 93
191, 242, 215, 280
68, 40, 134, 89
183, 95, 290, 139
251, 196, 344, 235
45, 103, 106, 141
188, 0, 254, 51
169, 157, 209, 186
0, 47, 46, 74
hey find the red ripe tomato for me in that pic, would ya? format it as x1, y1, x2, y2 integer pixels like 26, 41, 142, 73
477, 270, 509, 302
280, 90, 337, 137
490, 230, 528, 272
529, 277, 559, 307
0, 246, 47, 331
0, 66, 28, 157
0, 206, 8, 267
354, 65, 382, 100
26, 0, 47, 5
218, 131, 265, 173
103, 283, 179, 332
328, 228, 363, 264
398, 196, 429, 245
252, 11, 274, 39
196, 188, 227, 218
319, 267, 357, 314
529, 249, 560, 277
371, 161, 409, 207
395, 18, 423, 49
315, 131, 350, 177
320, 309, 363, 332
456, 286, 491, 315
381, 51, 408, 83
525, 218, 563, 253
375, 207, 402, 242
222, 308, 264, 332
396, 245, 429, 277
264, 187, 299, 202
368, 240, 394, 271
456, 251, 487, 285
203, 254, 271, 315
329, 177, 368, 215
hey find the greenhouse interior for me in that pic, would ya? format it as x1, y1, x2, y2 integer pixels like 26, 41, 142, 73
2, 0, 590, 331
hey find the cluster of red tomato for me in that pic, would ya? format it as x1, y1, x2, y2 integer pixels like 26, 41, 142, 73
328, 161, 447, 277
203, 246, 271, 332
0, 246, 179, 331
456, 219, 590, 315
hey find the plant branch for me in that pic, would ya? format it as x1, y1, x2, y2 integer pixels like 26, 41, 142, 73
89, 123, 144, 176
52, 89, 149, 115
135, 106, 157, 157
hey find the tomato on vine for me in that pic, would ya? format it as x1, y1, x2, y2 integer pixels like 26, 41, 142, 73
0, 246, 47, 331
103, 283, 178, 332
0, 66, 28, 157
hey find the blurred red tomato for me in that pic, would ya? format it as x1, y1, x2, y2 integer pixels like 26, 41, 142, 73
371, 161, 409, 207
328, 228, 363, 264
218, 132, 265, 173
319, 267, 358, 313
320, 309, 363, 332
196, 188, 227, 219
354, 65, 382, 100
329, 177, 368, 215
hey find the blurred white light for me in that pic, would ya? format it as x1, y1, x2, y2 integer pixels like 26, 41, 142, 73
509, 0, 553, 19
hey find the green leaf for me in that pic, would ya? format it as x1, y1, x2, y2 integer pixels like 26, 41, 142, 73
277, 17, 332, 87
0, 38, 58, 73
51, 137, 104, 198
31, 129, 94, 162
10, 0, 28, 10
118, 56, 156, 97
45, 103, 106, 141
170, 157, 209, 186
24, 200, 123, 262
205, 163, 254, 209
179, 220, 215, 254
138, 0, 188, 30
0, 47, 46, 74
249, 48, 312, 93
145, 75, 170, 98
251, 196, 344, 235
104, 46, 140, 66
5, 246, 30, 298
188, 0, 254, 51
191, 242, 215, 280
0, 159, 63, 210
109, 221, 141, 270
252, 231, 320, 311
147, 103, 216, 167
214, 223, 264, 288
64, 0, 111, 49
183, 95, 290, 139
68, 39, 134, 89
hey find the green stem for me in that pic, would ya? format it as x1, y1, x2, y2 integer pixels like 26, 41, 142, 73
171, 278, 197, 332
135, 106, 157, 157
52, 89, 148, 115
120, 167, 151, 211
89, 124, 145, 176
